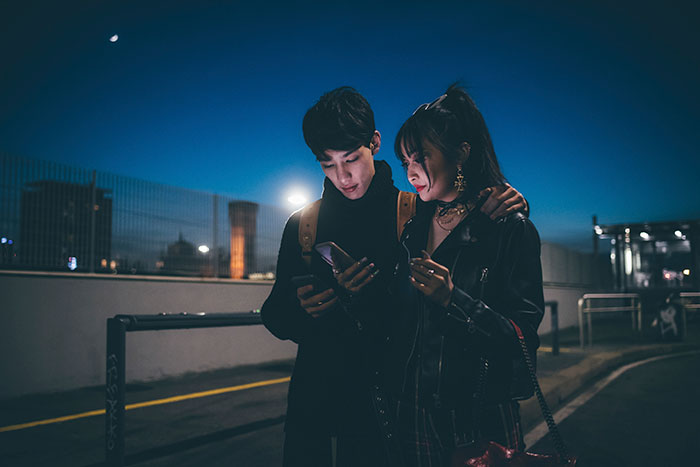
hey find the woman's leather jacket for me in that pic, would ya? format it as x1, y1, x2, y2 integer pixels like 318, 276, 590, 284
384, 200, 544, 412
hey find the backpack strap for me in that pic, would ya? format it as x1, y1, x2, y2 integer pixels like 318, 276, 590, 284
397, 190, 417, 241
298, 199, 322, 267
298, 191, 416, 266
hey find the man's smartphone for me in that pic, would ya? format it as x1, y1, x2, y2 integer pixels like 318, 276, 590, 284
314, 241, 356, 272
290, 274, 327, 297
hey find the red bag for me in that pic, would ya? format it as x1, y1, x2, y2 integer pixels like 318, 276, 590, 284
451, 321, 577, 467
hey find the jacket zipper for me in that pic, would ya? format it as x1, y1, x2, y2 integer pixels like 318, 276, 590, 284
433, 335, 445, 408
479, 267, 489, 299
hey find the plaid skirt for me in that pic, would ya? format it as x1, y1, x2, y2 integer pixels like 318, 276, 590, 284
397, 400, 525, 467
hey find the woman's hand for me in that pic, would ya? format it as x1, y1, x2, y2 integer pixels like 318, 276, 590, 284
409, 250, 454, 308
335, 257, 379, 295
479, 183, 528, 220
297, 285, 338, 318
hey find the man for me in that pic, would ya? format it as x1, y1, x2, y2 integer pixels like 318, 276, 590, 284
261, 86, 526, 466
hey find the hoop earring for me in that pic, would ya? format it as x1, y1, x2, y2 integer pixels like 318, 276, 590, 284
454, 165, 466, 193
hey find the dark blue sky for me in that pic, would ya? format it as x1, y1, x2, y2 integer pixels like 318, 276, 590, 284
2, 0, 698, 250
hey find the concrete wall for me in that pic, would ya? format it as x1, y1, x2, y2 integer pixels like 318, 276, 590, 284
0, 241, 593, 398
0, 272, 295, 399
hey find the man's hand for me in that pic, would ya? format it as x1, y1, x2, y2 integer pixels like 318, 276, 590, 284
335, 257, 378, 295
479, 183, 528, 220
409, 250, 453, 308
297, 285, 338, 318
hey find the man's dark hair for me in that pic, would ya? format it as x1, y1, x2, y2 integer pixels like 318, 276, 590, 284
302, 86, 376, 161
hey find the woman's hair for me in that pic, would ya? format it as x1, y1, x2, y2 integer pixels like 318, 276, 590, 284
303, 86, 376, 161
394, 83, 506, 198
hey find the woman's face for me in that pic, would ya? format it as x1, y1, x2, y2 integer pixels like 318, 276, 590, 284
403, 139, 459, 202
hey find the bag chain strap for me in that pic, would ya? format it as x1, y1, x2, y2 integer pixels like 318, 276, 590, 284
514, 325, 572, 463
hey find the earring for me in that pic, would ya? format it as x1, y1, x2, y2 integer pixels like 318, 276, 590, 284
369, 142, 375, 150
454, 165, 466, 193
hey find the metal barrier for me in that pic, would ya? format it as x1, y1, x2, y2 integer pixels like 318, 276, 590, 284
577, 293, 642, 347
544, 300, 560, 355
105, 311, 262, 467
680, 292, 700, 339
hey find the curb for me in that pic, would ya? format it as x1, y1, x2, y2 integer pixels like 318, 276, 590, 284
519, 342, 700, 430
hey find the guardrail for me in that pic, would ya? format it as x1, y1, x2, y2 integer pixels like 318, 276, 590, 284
545, 300, 560, 355
577, 293, 642, 348
680, 292, 700, 339
105, 311, 262, 467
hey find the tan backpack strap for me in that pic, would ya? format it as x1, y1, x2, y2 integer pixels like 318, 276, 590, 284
396, 191, 417, 241
298, 199, 322, 267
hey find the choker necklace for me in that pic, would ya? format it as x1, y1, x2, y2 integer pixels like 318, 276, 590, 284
434, 198, 477, 231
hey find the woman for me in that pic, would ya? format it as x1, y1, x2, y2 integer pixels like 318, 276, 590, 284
385, 84, 544, 466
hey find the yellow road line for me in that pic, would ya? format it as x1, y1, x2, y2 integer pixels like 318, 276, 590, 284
538, 346, 577, 354
0, 376, 290, 433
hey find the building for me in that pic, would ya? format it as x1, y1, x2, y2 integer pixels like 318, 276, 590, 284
158, 233, 211, 276
228, 201, 258, 279
593, 218, 699, 291
19, 180, 112, 272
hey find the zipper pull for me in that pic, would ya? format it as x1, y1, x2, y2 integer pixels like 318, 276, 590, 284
480, 267, 489, 283
466, 316, 476, 334
478, 267, 489, 300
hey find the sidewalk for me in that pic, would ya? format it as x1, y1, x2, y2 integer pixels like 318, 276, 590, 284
1, 318, 698, 466
521, 318, 700, 430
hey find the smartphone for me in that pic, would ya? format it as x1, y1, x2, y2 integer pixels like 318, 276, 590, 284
290, 274, 328, 296
314, 241, 356, 272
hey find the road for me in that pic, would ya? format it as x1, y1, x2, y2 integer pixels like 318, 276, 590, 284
1, 352, 698, 466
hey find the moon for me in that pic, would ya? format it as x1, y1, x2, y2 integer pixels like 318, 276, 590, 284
109, 34, 119, 43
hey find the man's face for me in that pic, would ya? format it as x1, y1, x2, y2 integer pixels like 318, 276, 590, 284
320, 132, 380, 200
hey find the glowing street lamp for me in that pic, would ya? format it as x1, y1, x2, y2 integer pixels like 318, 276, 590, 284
198, 245, 210, 254
287, 190, 309, 208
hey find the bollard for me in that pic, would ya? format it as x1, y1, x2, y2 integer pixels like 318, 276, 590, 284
545, 301, 559, 356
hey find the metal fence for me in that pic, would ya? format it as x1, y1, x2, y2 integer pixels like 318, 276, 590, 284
0, 153, 290, 278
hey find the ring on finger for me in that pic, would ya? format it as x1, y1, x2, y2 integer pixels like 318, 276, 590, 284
427, 269, 435, 275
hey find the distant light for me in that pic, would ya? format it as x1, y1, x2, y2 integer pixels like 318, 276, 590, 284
624, 248, 633, 275
683, 269, 691, 276
0, 237, 6, 244
664, 272, 672, 280
8, 240, 12, 245
109, 34, 119, 43
287, 192, 308, 208
110, 260, 117, 270
198, 245, 210, 254
639, 231, 650, 240
675, 230, 683, 238
68, 257, 78, 271
594, 225, 603, 235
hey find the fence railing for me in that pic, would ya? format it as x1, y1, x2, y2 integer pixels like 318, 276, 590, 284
1, 153, 290, 279
105, 311, 264, 467
577, 293, 642, 347
680, 292, 700, 339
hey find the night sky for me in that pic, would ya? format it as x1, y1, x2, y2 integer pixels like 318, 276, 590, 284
2, 0, 698, 251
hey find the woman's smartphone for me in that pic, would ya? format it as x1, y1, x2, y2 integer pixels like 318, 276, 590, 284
314, 241, 356, 272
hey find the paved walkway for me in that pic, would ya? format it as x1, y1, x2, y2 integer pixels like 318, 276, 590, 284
1, 319, 698, 466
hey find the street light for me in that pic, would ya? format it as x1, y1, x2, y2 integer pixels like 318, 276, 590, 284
198, 245, 210, 254
287, 190, 309, 208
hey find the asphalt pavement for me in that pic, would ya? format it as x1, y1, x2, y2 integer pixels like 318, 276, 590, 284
1, 318, 698, 467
